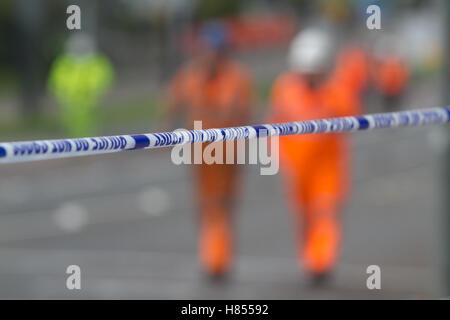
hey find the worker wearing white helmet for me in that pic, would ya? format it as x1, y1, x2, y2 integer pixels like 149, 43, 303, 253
269, 27, 361, 283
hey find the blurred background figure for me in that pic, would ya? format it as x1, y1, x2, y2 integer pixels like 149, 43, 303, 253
166, 21, 253, 278
48, 33, 114, 137
269, 26, 362, 282
372, 49, 410, 112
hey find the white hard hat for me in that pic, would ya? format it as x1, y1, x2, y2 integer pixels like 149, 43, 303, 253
288, 28, 335, 74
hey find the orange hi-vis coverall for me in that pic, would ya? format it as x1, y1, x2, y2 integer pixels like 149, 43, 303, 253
334, 46, 369, 97
270, 71, 361, 274
374, 54, 409, 97
168, 59, 252, 275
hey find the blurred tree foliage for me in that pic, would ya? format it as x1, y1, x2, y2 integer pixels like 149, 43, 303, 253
193, 0, 241, 21
0, 0, 14, 76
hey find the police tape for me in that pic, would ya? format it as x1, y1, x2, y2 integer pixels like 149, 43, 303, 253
0, 106, 449, 164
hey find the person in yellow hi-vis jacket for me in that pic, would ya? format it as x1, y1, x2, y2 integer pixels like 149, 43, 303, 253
48, 33, 114, 137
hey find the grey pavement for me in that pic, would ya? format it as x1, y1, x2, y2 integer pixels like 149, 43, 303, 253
0, 123, 445, 299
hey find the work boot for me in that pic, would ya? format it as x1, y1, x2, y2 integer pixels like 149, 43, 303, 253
300, 216, 340, 281
199, 212, 232, 279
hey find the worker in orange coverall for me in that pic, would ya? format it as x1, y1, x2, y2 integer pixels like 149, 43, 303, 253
166, 22, 253, 278
269, 27, 363, 282
373, 53, 410, 111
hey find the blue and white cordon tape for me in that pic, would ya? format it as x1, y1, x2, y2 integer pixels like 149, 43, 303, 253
0, 106, 449, 164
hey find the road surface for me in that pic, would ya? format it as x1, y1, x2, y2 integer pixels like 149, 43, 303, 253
0, 121, 444, 299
